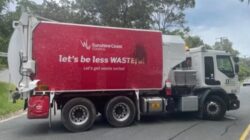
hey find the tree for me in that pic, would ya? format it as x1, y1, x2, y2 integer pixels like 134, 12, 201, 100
70, 0, 100, 24
16, 0, 153, 28
239, 57, 250, 81
92, 0, 153, 28
15, 0, 75, 22
213, 38, 239, 56
203, 44, 212, 49
0, 0, 11, 14
13, 0, 197, 31
151, 0, 195, 33
0, 0, 20, 66
185, 36, 204, 48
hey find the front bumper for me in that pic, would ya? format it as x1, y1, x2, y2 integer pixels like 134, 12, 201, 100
228, 94, 240, 110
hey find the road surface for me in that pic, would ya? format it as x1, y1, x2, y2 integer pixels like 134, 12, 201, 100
0, 86, 249, 140
0, 69, 9, 83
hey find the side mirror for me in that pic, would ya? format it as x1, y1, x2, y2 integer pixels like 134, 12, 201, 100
235, 64, 239, 74
234, 57, 239, 63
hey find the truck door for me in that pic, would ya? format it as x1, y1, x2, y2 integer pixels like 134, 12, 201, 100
215, 55, 238, 93
204, 56, 220, 85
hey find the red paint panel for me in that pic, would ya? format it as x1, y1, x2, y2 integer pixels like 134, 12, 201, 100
33, 22, 163, 91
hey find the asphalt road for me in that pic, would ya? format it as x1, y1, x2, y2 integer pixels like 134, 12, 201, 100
0, 86, 250, 140
0, 69, 9, 83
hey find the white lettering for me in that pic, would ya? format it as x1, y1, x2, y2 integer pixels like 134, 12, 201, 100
80, 56, 91, 63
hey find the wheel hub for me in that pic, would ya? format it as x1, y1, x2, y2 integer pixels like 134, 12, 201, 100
112, 103, 130, 122
69, 105, 89, 126
207, 101, 220, 115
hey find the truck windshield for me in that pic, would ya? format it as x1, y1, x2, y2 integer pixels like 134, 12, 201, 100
216, 55, 234, 78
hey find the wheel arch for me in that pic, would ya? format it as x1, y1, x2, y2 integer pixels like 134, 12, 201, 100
193, 87, 230, 111
54, 91, 136, 112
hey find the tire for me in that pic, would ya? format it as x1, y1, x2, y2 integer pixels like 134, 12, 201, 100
61, 98, 96, 132
105, 96, 136, 127
203, 96, 226, 120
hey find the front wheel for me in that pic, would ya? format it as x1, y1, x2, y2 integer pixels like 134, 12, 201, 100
105, 96, 136, 127
202, 96, 226, 120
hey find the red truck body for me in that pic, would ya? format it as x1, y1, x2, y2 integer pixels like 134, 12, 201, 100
32, 22, 163, 91
7, 14, 240, 132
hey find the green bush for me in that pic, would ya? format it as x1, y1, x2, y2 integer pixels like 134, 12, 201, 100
239, 63, 250, 82
0, 82, 23, 116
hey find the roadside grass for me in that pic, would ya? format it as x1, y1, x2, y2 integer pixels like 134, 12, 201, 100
0, 82, 23, 116
0, 64, 7, 71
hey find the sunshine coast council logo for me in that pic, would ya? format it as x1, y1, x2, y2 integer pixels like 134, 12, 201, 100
80, 40, 91, 50
80, 40, 123, 51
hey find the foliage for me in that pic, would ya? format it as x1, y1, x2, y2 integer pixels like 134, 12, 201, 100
16, 0, 153, 28
14, 0, 194, 30
203, 44, 212, 49
0, 0, 11, 14
213, 38, 239, 56
0, 62, 7, 70
0, 1, 19, 66
211, 38, 249, 81
151, 0, 195, 33
0, 82, 23, 116
185, 36, 204, 48
70, 0, 100, 24
0, 0, 196, 66
0, 0, 195, 65
96, 0, 153, 28
0, 0, 13, 54
239, 58, 250, 81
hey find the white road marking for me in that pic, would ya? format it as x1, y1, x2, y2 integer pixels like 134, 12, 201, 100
224, 115, 237, 120
0, 112, 26, 123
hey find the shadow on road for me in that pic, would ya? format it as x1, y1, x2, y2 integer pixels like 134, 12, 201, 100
16, 112, 238, 136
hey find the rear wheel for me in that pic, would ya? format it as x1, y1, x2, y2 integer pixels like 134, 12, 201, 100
203, 96, 226, 120
105, 96, 136, 127
61, 98, 96, 132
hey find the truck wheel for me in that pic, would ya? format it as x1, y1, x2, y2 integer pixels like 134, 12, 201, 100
203, 96, 226, 120
105, 96, 136, 127
61, 98, 96, 132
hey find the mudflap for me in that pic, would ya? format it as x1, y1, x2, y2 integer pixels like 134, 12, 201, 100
27, 95, 50, 119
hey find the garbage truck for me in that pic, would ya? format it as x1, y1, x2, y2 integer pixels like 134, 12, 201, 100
8, 13, 240, 132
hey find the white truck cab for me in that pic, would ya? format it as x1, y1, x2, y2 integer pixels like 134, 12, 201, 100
189, 47, 240, 94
